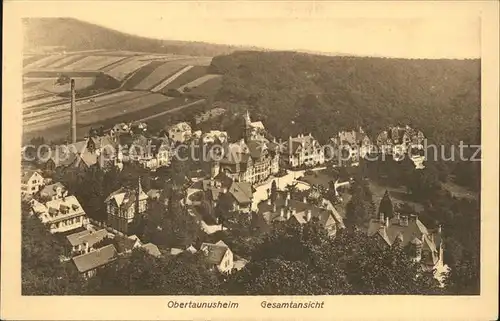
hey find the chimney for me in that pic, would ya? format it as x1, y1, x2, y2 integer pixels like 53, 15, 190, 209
83, 241, 89, 254
437, 224, 442, 234
286, 192, 291, 200
280, 207, 285, 218
303, 196, 307, 203
306, 209, 312, 221
70, 79, 77, 144
286, 209, 291, 220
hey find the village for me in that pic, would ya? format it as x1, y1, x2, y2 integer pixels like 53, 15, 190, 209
21, 106, 447, 285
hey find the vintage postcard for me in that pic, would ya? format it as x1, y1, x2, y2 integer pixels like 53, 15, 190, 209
2, 1, 499, 320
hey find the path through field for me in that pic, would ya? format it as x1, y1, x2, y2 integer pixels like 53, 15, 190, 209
150, 65, 194, 92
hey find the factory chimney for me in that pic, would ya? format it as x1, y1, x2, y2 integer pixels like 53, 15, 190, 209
70, 79, 77, 143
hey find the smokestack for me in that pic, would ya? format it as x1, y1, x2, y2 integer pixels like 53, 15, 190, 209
70, 79, 77, 144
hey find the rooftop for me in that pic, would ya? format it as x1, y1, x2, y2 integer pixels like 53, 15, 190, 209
72, 244, 118, 273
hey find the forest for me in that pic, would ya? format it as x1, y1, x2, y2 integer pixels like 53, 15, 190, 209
206, 51, 481, 191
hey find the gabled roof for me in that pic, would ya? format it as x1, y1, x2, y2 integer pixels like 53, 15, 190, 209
66, 229, 108, 247
104, 184, 148, 209
142, 243, 161, 257
200, 242, 230, 265
72, 244, 118, 273
40, 182, 66, 198
228, 181, 253, 205
22, 170, 42, 182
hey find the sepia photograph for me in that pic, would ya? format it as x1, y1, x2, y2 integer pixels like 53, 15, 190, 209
2, 1, 499, 320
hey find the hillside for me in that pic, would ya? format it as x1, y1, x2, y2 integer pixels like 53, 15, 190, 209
209, 51, 481, 146
23, 18, 260, 56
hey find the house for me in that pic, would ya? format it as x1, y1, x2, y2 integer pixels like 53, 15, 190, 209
214, 139, 280, 185
367, 212, 444, 273
66, 229, 109, 257
104, 178, 148, 235
282, 134, 325, 168
200, 240, 234, 274
31, 195, 89, 234
114, 234, 143, 254
142, 243, 162, 258
330, 128, 373, 165
72, 244, 118, 279
255, 192, 343, 237
201, 130, 228, 144
167, 122, 192, 143
244, 110, 267, 142
21, 170, 44, 196
39, 182, 68, 201
226, 181, 253, 213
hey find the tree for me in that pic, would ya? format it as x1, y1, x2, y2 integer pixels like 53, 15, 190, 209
345, 180, 375, 228
378, 190, 394, 219
87, 249, 223, 295
214, 192, 236, 229
22, 211, 85, 295
226, 222, 441, 295
270, 180, 278, 204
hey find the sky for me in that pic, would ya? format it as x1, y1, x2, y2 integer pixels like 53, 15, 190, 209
24, 1, 481, 59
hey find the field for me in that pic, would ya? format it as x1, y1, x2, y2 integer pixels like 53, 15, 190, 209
181, 74, 222, 95
122, 61, 165, 89
102, 57, 151, 80
39, 77, 97, 94
159, 66, 208, 93
22, 51, 218, 144
132, 61, 188, 91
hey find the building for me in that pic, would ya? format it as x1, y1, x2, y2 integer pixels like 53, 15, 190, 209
113, 234, 143, 254
330, 128, 373, 165
72, 244, 118, 279
226, 181, 253, 213
200, 240, 234, 274
21, 170, 44, 196
214, 139, 280, 185
367, 212, 444, 273
39, 182, 67, 201
167, 122, 192, 144
282, 134, 325, 168
142, 243, 162, 258
244, 110, 267, 142
201, 130, 228, 144
255, 192, 344, 237
31, 195, 89, 234
104, 178, 148, 235
66, 229, 109, 257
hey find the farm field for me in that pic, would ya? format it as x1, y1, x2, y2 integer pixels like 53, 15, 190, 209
60, 55, 126, 71
23, 55, 45, 67
150, 65, 193, 92
133, 61, 189, 91
159, 66, 208, 93
45, 55, 83, 69
77, 92, 170, 124
184, 76, 222, 98
24, 55, 67, 70
102, 57, 151, 81
122, 61, 165, 89
180, 74, 221, 92
40, 77, 97, 94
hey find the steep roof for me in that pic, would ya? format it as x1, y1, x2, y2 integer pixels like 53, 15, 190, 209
40, 182, 66, 198
104, 182, 148, 209
142, 243, 162, 258
39, 195, 86, 223
22, 170, 42, 182
72, 244, 118, 273
367, 215, 439, 251
228, 181, 253, 205
66, 229, 108, 247
257, 193, 335, 228
283, 134, 320, 155
200, 242, 229, 265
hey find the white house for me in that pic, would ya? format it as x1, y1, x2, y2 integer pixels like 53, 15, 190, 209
31, 195, 89, 234
168, 122, 192, 144
200, 240, 234, 274
21, 170, 44, 196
